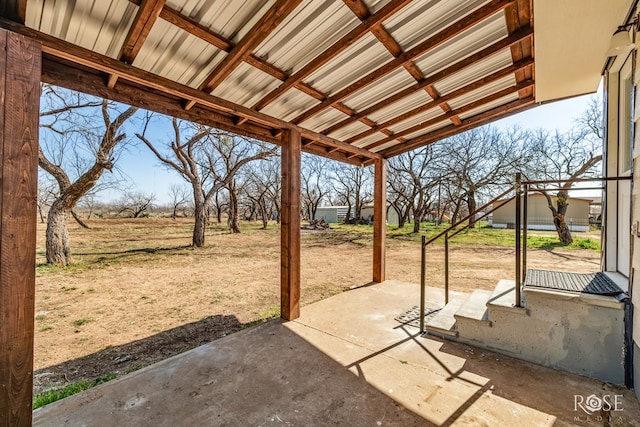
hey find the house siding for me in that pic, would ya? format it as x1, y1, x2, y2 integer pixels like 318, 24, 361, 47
632, 42, 640, 398
492, 194, 591, 232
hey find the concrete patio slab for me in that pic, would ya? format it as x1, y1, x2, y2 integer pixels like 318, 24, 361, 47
34, 280, 640, 426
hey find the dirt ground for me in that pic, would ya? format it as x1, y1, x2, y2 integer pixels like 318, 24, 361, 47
33, 218, 600, 394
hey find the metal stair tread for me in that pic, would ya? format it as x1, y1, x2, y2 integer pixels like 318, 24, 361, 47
424, 299, 465, 337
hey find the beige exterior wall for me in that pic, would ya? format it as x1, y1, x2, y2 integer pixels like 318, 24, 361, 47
492, 194, 591, 231
632, 34, 640, 397
360, 205, 399, 226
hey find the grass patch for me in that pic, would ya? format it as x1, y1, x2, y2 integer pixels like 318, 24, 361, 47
72, 318, 93, 327
33, 373, 117, 409
257, 305, 280, 320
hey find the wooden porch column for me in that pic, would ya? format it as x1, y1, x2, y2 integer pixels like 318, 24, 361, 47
373, 158, 387, 283
281, 128, 301, 320
0, 29, 41, 425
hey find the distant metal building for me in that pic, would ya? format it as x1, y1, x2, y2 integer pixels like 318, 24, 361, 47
492, 194, 592, 232
313, 206, 350, 223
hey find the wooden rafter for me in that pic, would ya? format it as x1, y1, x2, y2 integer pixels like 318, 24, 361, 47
345, 58, 534, 145
363, 80, 534, 151
505, 0, 534, 99
108, 0, 166, 88
291, 0, 515, 125
322, 27, 533, 136
343, 0, 462, 129
250, 0, 412, 112
0, 17, 380, 166
0, 0, 27, 23
380, 96, 536, 158
184, 0, 302, 111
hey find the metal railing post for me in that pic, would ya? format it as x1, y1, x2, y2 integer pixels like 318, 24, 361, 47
515, 173, 522, 307
420, 235, 426, 333
444, 232, 449, 304
522, 183, 528, 283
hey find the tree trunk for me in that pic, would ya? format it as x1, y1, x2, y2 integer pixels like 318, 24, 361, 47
46, 202, 72, 265
260, 203, 269, 229
467, 191, 477, 229
192, 191, 206, 247
413, 218, 420, 233
228, 183, 240, 233
553, 191, 572, 244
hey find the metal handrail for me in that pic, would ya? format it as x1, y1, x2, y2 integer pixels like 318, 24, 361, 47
419, 173, 633, 333
419, 184, 519, 332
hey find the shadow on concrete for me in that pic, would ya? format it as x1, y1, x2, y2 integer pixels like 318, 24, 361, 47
34, 314, 248, 394
34, 320, 431, 426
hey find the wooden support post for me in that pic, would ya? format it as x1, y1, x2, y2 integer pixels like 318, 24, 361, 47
281, 128, 301, 320
0, 29, 41, 426
373, 158, 386, 282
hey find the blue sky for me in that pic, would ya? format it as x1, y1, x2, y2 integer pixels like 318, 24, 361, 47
106, 91, 598, 205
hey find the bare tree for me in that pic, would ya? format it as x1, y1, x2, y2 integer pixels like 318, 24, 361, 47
39, 85, 138, 264
205, 131, 278, 233
528, 127, 602, 243
37, 177, 57, 224
242, 157, 280, 229
137, 117, 276, 246
211, 189, 229, 223
168, 184, 190, 219
331, 163, 373, 222
388, 146, 437, 232
117, 191, 155, 218
301, 154, 331, 220
433, 126, 530, 228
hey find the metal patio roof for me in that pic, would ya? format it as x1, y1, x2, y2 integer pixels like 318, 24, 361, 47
1, 0, 535, 165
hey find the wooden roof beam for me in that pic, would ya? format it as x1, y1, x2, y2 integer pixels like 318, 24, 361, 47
343, 0, 462, 128
321, 26, 533, 136
505, 0, 534, 99
250, 0, 412, 112
363, 79, 534, 151
108, 0, 166, 88
292, 0, 516, 125
344, 57, 533, 144
0, 0, 27, 23
184, 0, 302, 111
381, 96, 536, 158
0, 18, 380, 164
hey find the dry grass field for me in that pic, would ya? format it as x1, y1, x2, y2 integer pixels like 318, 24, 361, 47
33, 217, 600, 395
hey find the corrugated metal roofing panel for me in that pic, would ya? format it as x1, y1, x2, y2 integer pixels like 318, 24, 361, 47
397, 121, 452, 142
26, 0, 137, 58
134, 19, 226, 88
165, 0, 273, 43
254, 1, 359, 75
386, 107, 443, 134
342, 67, 417, 112
351, 132, 387, 148
327, 121, 371, 142
299, 108, 349, 132
414, 11, 508, 78
367, 91, 433, 124
306, 33, 394, 95
447, 75, 516, 110
433, 50, 514, 96
260, 89, 320, 122
212, 62, 282, 107
362, 0, 393, 14
457, 93, 520, 120
383, 0, 491, 51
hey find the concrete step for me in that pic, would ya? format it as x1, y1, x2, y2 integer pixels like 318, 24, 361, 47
487, 279, 528, 316
424, 299, 464, 338
454, 289, 492, 325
